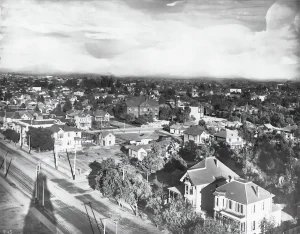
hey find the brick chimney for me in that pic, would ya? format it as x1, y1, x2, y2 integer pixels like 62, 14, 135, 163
256, 185, 259, 197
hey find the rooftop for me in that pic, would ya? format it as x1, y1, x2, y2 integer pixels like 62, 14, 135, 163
214, 178, 274, 204
183, 157, 239, 186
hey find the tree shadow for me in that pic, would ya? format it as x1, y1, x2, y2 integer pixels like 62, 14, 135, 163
23, 173, 57, 233
87, 161, 102, 190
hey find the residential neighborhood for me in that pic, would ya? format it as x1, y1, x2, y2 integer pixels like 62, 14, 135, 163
0, 74, 300, 234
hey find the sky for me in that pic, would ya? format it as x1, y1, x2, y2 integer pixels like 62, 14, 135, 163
0, 0, 299, 79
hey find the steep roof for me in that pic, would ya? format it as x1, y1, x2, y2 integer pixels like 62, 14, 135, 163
183, 157, 239, 186
183, 125, 206, 136
127, 144, 152, 152
48, 124, 81, 133
215, 178, 274, 204
94, 109, 108, 117
170, 124, 187, 130
99, 131, 114, 138
125, 96, 158, 107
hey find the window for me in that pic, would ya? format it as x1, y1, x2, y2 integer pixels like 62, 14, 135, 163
229, 138, 231, 142
190, 187, 193, 195
216, 197, 219, 206
241, 222, 245, 232
185, 185, 188, 195
223, 199, 225, 207
109, 141, 111, 145
237, 137, 239, 141
262, 202, 265, 210
252, 221, 256, 231
253, 204, 256, 213
229, 200, 232, 209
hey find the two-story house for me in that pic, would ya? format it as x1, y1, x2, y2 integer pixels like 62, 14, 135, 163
124, 96, 159, 118
168, 157, 239, 214
94, 109, 111, 122
189, 106, 204, 122
214, 129, 244, 149
183, 125, 210, 144
49, 124, 82, 151
74, 113, 92, 130
213, 178, 281, 234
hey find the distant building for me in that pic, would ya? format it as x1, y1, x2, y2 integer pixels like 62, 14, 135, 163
49, 124, 82, 151
214, 129, 244, 150
128, 144, 151, 161
183, 125, 210, 144
94, 109, 111, 122
98, 131, 115, 146
124, 96, 159, 118
170, 124, 188, 135
189, 106, 204, 122
74, 113, 92, 130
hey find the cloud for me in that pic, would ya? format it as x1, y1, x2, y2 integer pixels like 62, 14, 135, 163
0, 0, 299, 79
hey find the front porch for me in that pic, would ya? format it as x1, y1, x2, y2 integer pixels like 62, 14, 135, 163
215, 209, 246, 234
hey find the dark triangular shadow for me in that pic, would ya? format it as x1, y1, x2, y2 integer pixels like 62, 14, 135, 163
23, 172, 57, 233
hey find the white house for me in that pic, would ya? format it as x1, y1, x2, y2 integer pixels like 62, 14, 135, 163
74, 113, 92, 130
214, 129, 244, 150
168, 157, 239, 213
98, 131, 115, 146
230, 88, 242, 93
170, 124, 188, 135
183, 125, 210, 144
49, 124, 82, 151
128, 144, 151, 161
94, 110, 111, 122
214, 178, 282, 234
32, 87, 42, 92
74, 90, 85, 97
189, 106, 204, 122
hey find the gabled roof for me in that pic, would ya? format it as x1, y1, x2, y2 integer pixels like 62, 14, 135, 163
170, 124, 187, 130
127, 144, 152, 152
99, 131, 114, 138
183, 125, 206, 136
94, 109, 108, 117
125, 96, 158, 107
183, 157, 239, 186
214, 178, 274, 204
48, 124, 81, 133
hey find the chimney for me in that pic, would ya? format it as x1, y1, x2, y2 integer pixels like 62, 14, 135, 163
256, 186, 259, 197
214, 159, 218, 167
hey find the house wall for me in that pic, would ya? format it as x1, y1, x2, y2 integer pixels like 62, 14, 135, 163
100, 134, 115, 146
189, 106, 204, 121
54, 131, 82, 150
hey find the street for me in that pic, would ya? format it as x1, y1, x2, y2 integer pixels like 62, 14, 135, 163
0, 140, 161, 234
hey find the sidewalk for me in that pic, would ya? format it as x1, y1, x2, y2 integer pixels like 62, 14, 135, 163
1, 140, 165, 234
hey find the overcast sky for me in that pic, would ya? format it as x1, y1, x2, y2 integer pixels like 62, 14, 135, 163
0, 0, 299, 79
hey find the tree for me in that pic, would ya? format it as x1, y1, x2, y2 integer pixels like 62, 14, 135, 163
26, 127, 54, 152
179, 140, 199, 161
34, 105, 40, 112
192, 218, 235, 234
139, 146, 166, 174
3, 129, 19, 144
37, 95, 45, 103
74, 100, 83, 110
158, 198, 202, 234
123, 113, 135, 123
63, 99, 72, 112
20, 103, 26, 109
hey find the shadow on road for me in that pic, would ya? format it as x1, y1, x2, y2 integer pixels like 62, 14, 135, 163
23, 173, 57, 233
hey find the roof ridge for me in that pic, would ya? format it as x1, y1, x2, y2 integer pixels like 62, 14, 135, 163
245, 183, 248, 204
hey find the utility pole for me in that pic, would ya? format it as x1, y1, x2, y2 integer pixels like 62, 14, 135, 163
3, 151, 8, 174
28, 135, 31, 154
73, 147, 77, 180
42, 180, 45, 207
35, 164, 40, 202
100, 218, 108, 234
